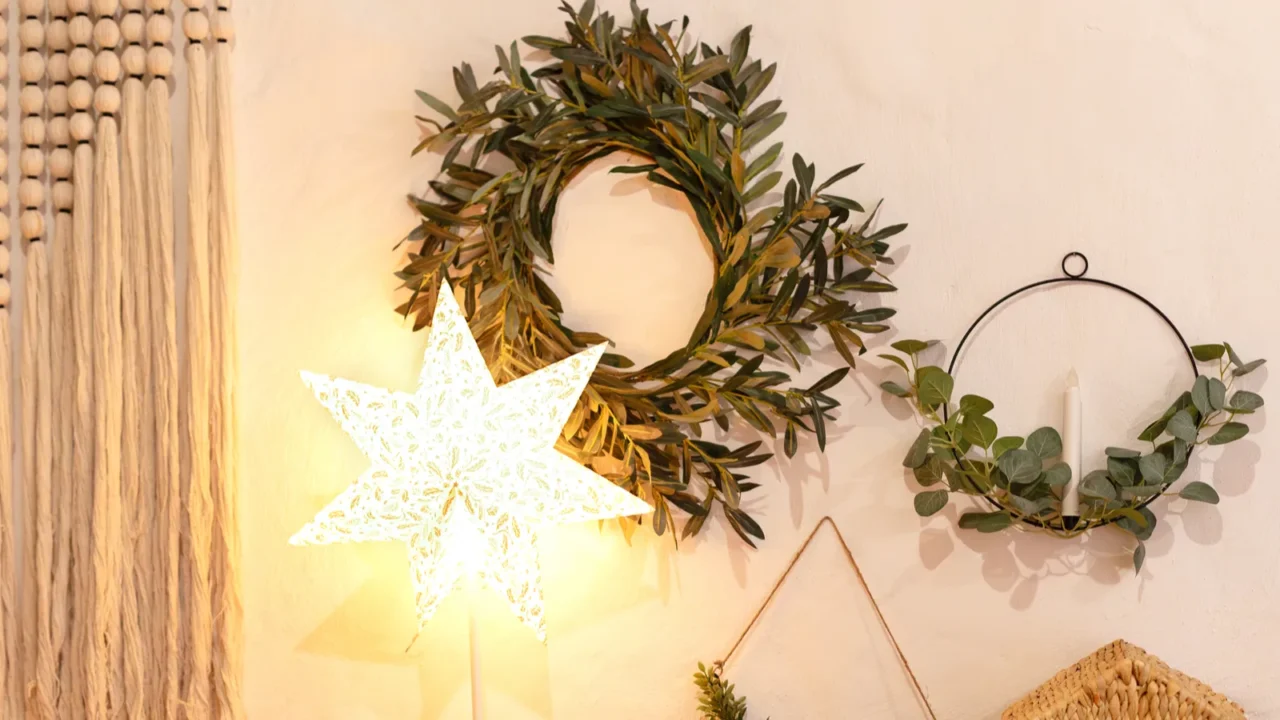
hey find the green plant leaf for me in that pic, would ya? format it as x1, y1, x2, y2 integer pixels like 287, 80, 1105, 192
914, 490, 949, 517
992, 436, 1024, 458
915, 366, 953, 409
1108, 456, 1137, 486
1166, 409, 1198, 443
961, 414, 998, 449
903, 428, 931, 468
997, 449, 1041, 485
1233, 358, 1267, 376
1105, 447, 1141, 459
1138, 453, 1168, 484
1026, 427, 1063, 459
958, 511, 1013, 533
1191, 344, 1225, 362
1207, 422, 1248, 445
1207, 378, 1227, 411
1042, 462, 1071, 488
1179, 481, 1220, 504
913, 455, 946, 487
880, 381, 911, 398
959, 394, 994, 417
1137, 417, 1169, 443
1226, 390, 1264, 413
890, 339, 930, 355
1191, 375, 1212, 415
1080, 470, 1116, 500
879, 354, 909, 372
1133, 542, 1146, 573
1116, 506, 1157, 541
416, 90, 460, 122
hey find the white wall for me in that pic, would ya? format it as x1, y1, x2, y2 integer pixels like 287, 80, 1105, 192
235, 1, 1280, 717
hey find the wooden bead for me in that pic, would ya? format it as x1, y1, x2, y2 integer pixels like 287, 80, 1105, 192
20, 86, 45, 115
50, 0, 70, 15
0, 54, 9, 82
69, 0, 90, 11
121, 12, 144, 42
48, 87, 70, 117
69, 47, 94, 77
93, 0, 120, 14
69, 15, 94, 46
95, 85, 121, 114
49, 20, 71, 50
0, 183, 7, 209
95, 18, 121, 49
0, 93, 7, 115
0, 149, 7, 169
21, 117, 46, 146
122, 46, 146, 76
21, 212, 45, 241
0, 17, 7, 44
122, 0, 143, 8
20, 52, 46, 83
48, 53, 70, 84
20, 0, 45, 13
70, 112, 95, 141
20, 150, 45, 178
95, 51, 121, 83
50, 149, 73, 178
20, 20, 45, 50
147, 46, 173, 77
147, 14, 173, 44
53, 182, 74, 211
0, 124, 7, 145
68, 79, 93, 109
21, 211, 46, 241
184, 12, 209, 41
184, 0, 206, 8
0, 280, 11, 307
49, 119, 72, 149
20, 179, 45, 208
211, 10, 233, 42
0, 246, 9, 276
0, 218, 9, 245
146, 0, 169, 10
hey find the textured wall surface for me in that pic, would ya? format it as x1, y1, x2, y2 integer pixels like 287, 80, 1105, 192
234, 1, 1280, 717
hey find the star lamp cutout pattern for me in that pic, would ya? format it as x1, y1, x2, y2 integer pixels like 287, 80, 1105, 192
291, 282, 651, 640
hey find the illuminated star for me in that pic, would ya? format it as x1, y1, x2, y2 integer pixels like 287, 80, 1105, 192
291, 281, 651, 639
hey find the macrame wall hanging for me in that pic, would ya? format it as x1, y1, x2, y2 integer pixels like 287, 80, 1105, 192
0, 0, 244, 717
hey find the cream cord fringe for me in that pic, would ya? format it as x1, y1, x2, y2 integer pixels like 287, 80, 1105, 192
211, 38, 246, 720
70, 142, 94, 720
146, 73, 182, 720
23, 241, 57, 718
0, 303, 16, 720
90, 116, 125, 720
182, 39, 215, 719
121, 75, 152, 720
51, 209, 75, 717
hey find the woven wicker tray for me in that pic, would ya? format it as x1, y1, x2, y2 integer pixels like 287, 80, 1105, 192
1003, 640, 1246, 719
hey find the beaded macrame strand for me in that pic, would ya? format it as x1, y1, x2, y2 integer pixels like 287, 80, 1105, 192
210, 1, 244, 717
68, 0, 99, 714
144, 0, 182, 715
18, 0, 61, 715
0, 2, 18, 717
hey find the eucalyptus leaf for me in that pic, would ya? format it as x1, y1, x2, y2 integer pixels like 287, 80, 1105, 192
1179, 481, 1220, 504
1207, 422, 1248, 445
1107, 457, 1137, 487
961, 414, 998, 450
1116, 506, 1156, 542
881, 381, 911, 398
958, 511, 1013, 533
1105, 447, 1141, 459
1080, 470, 1116, 501
1207, 378, 1227, 411
1026, 427, 1063, 459
914, 490, 949, 517
1133, 542, 1146, 573
915, 366, 954, 409
997, 449, 1041, 485
959, 394, 994, 417
903, 428, 931, 469
1233, 358, 1267, 376
1138, 452, 1168, 484
890, 339, 930, 355
913, 454, 946, 487
1166, 409, 1198, 443
1191, 344, 1225, 362
1226, 390, 1264, 413
1042, 462, 1072, 488
992, 436, 1024, 458
1191, 375, 1212, 415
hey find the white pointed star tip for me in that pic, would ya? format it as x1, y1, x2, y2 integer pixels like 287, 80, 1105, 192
1067, 367, 1079, 387
286, 529, 313, 547
299, 369, 329, 389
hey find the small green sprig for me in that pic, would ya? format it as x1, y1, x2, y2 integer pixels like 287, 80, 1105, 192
694, 663, 753, 720
882, 340, 1265, 572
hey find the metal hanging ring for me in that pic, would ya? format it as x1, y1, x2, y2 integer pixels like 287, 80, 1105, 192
942, 252, 1199, 530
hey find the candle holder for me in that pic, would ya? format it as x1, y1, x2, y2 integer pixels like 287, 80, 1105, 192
943, 252, 1198, 530
881, 253, 1267, 571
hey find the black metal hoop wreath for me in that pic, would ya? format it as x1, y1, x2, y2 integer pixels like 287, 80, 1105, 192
940, 252, 1198, 529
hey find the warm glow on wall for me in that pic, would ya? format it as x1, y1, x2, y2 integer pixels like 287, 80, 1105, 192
290, 281, 651, 640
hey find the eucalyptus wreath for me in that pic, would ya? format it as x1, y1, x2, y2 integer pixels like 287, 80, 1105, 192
401, 1, 903, 544
882, 339, 1266, 571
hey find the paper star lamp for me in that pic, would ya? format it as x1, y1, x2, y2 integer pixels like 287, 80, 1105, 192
291, 281, 651, 640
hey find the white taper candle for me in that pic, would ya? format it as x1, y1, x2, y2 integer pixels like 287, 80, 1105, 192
1062, 368, 1082, 528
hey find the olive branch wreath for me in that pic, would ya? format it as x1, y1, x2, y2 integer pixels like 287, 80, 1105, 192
400, 0, 904, 544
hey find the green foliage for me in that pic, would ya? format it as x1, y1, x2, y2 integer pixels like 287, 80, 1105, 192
403, 1, 905, 543
887, 339, 1265, 572
694, 663, 751, 720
